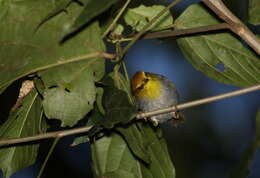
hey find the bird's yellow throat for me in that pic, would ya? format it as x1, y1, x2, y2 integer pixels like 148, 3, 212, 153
131, 72, 161, 100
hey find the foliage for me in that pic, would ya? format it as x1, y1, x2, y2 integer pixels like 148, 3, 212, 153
0, 0, 259, 177
248, 0, 260, 25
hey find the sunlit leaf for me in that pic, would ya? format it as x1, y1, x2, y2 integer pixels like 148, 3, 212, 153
249, 0, 260, 25
0, 89, 47, 178
175, 4, 260, 87
124, 5, 174, 32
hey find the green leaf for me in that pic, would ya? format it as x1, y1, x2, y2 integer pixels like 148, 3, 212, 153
124, 5, 174, 32
91, 123, 175, 178
140, 124, 176, 178
70, 0, 118, 33
116, 124, 151, 164
249, 0, 260, 25
0, 89, 47, 178
229, 110, 260, 178
91, 133, 139, 178
36, 0, 72, 30
0, 0, 105, 94
175, 4, 260, 87
101, 86, 137, 128
100, 72, 137, 129
0, 0, 9, 22
39, 62, 96, 127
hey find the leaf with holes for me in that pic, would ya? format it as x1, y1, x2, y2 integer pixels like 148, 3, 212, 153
124, 5, 174, 32
175, 4, 260, 87
0, 89, 47, 178
249, 0, 260, 25
39, 62, 96, 127
0, 1, 105, 95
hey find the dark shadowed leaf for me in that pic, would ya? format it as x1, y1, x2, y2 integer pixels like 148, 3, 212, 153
175, 4, 260, 87
102, 86, 137, 128
0, 89, 47, 178
70, 0, 118, 33
229, 110, 260, 178
91, 123, 175, 178
0, 1, 105, 94
249, 0, 260, 25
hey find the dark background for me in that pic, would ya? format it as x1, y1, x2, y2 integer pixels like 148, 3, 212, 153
1, 0, 259, 177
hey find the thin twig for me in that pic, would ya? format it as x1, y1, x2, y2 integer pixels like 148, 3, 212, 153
203, 0, 260, 54
142, 23, 230, 39
102, 0, 131, 38
136, 84, 260, 119
0, 126, 92, 147
0, 84, 259, 147
120, 0, 184, 57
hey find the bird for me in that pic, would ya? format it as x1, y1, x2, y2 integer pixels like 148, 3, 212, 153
131, 71, 184, 126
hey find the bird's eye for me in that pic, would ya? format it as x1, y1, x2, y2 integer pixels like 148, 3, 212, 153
144, 78, 149, 83
137, 84, 144, 90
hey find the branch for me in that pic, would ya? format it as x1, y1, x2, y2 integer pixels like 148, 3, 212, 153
136, 84, 260, 119
202, 0, 260, 55
0, 84, 259, 147
142, 23, 230, 39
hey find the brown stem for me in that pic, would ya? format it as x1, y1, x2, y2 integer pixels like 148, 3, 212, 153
142, 23, 230, 39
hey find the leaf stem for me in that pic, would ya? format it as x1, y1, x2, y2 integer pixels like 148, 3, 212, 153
102, 0, 131, 38
37, 138, 60, 178
0, 84, 259, 147
119, 0, 184, 57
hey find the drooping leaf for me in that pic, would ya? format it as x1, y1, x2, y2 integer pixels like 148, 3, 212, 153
175, 4, 260, 87
69, 0, 118, 33
229, 110, 260, 178
249, 0, 260, 25
116, 124, 151, 164
0, 0, 105, 94
0, 89, 47, 178
124, 5, 174, 32
141, 123, 176, 178
91, 123, 175, 178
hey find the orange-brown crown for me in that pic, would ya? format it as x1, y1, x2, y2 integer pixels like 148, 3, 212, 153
131, 71, 146, 92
